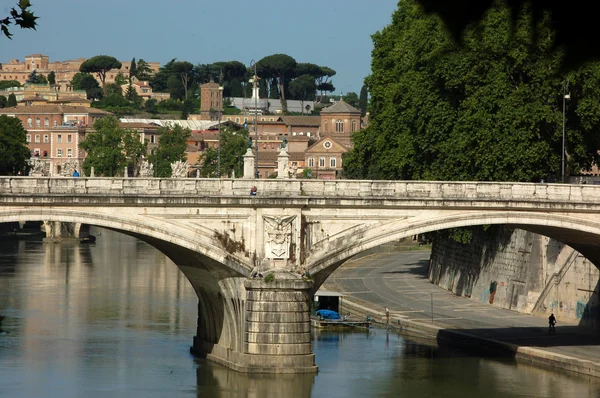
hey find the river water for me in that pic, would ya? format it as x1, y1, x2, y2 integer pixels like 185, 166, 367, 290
1, 228, 599, 398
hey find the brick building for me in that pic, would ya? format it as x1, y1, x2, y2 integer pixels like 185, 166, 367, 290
319, 100, 362, 148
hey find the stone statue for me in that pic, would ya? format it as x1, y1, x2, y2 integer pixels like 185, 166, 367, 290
139, 160, 153, 177
170, 160, 189, 178
288, 163, 298, 179
248, 136, 253, 149
27, 158, 45, 176
59, 160, 78, 177
279, 136, 288, 150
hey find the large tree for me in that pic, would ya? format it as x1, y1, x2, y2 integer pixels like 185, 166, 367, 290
71, 72, 102, 100
0, 96, 6, 109
151, 58, 176, 92
129, 58, 137, 80
289, 74, 317, 113
47, 71, 56, 85
0, 80, 20, 90
257, 54, 297, 112
79, 55, 122, 96
0, 115, 30, 175
27, 70, 47, 84
1, 1, 38, 39
80, 116, 127, 177
135, 59, 153, 80
199, 127, 249, 178
359, 85, 368, 115
344, 0, 600, 183
151, 125, 190, 177
171, 61, 195, 100
7, 93, 17, 107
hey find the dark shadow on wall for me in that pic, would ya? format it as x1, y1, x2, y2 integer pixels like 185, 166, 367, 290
577, 277, 600, 330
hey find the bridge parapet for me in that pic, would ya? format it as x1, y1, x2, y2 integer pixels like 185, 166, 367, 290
1, 178, 599, 203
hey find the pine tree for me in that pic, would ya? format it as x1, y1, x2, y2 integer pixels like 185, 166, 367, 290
7, 93, 17, 107
129, 58, 137, 80
48, 71, 56, 85
359, 85, 368, 115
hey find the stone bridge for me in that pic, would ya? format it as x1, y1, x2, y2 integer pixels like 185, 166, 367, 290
2, 177, 600, 373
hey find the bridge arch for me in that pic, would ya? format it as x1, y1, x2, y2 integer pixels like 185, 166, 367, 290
307, 211, 600, 286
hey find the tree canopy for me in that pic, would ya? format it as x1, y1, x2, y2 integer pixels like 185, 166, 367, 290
344, 0, 600, 183
199, 127, 249, 178
152, 125, 190, 177
0, 115, 30, 175
0, 80, 21, 90
80, 116, 130, 177
1, 1, 38, 39
7, 93, 17, 107
71, 72, 102, 100
79, 55, 122, 96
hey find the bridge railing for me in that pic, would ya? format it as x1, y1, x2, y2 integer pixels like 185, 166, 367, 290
0, 177, 598, 202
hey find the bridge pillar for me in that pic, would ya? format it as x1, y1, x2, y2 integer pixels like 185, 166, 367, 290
194, 273, 316, 373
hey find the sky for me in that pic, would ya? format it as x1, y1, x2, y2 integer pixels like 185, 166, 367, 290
1, 0, 398, 94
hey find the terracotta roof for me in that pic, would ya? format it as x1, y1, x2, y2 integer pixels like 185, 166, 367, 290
320, 100, 361, 114
278, 115, 321, 127
0, 104, 112, 115
19, 97, 48, 102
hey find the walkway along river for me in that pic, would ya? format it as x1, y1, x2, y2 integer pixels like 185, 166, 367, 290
0, 228, 599, 397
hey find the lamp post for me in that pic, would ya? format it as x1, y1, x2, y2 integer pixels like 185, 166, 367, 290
250, 60, 259, 178
217, 82, 223, 178
562, 82, 570, 183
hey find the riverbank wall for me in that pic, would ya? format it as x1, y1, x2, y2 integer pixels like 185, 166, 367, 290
428, 227, 599, 328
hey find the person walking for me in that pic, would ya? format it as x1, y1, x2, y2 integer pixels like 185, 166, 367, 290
549, 313, 557, 332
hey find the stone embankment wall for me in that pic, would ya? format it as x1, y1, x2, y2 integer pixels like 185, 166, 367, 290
429, 227, 599, 326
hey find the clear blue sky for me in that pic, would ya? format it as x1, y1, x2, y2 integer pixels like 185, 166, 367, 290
1, 0, 398, 94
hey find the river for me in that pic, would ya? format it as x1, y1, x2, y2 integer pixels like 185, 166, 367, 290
1, 228, 599, 397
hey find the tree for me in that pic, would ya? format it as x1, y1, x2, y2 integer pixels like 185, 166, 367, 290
144, 98, 158, 114
0, 96, 6, 108
180, 99, 193, 120
344, 92, 360, 108
80, 116, 127, 177
199, 127, 249, 177
289, 74, 317, 113
344, 0, 600, 183
7, 93, 17, 107
257, 54, 297, 112
48, 71, 56, 85
152, 125, 190, 177
129, 58, 137, 80
79, 55, 122, 96
122, 127, 147, 176
1, 1, 38, 39
317, 82, 335, 99
316, 66, 336, 99
0, 115, 31, 175
172, 61, 195, 100
114, 71, 127, 86
359, 84, 368, 115
0, 80, 20, 90
27, 70, 47, 84
135, 59, 153, 80
151, 58, 176, 92
71, 72, 103, 100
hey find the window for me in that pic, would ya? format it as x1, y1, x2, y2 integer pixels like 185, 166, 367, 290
67, 135, 72, 143
308, 157, 314, 168
319, 157, 325, 167
330, 157, 337, 168
53, 120, 57, 127
150, 135, 155, 144
67, 148, 72, 158
235, 117, 240, 123
335, 119, 344, 132
352, 120, 357, 132
26, 134, 31, 143
307, 132, 311, 137
36, 117, 40, 127
27, 117, 32, 127
324, 120, 327, 132
43, 135, 48, 143
57, 148, 63, 158
57, 134, 62, 143
44, 117, 49, 127
269, 118, 274, 121
35, 135, 40, 143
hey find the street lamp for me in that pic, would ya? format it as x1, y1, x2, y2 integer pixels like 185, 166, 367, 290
217, 82, 224, 178
250, 60, 259, 178
562, 81, 570, 183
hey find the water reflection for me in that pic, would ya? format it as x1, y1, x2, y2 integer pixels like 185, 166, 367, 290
0, 228, 598, 398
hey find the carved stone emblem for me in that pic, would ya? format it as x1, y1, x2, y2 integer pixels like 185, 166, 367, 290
264, 215, 296, 259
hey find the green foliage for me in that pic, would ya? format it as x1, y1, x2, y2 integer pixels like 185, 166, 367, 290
122, 128, 147, 175
7, 93, 17, 107
0, 115, 30, 175
80, 116, 128, 177
257, 54, 297, 111
0, 96, 6, 108
172, 61, 195, 99
80, 55, 122, 95
144, 98, 158, 114
47, 71, 56, 85
151, 58, 176, 92
180, 99, 193, 120
199, 127, 249, 178
27, 70, 47, 84
264, 272, 275, 283
289, 74, 317, 105
344, 0, 600, 183
359, 85, 368, 115
114, 71, 127, 86
344, 92, 360, 108
0, 80, 20, 90
152, 125, 190, 177
71, 72, 103, 100
129, 58, 137, 80
135, 59, 153, 80
1, 1, 38, 39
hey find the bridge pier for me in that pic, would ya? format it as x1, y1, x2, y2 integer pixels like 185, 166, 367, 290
192, 274, 316, 374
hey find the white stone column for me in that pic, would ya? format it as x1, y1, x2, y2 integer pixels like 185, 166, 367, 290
277, 147, 289, 179
243, 148, 255, 179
